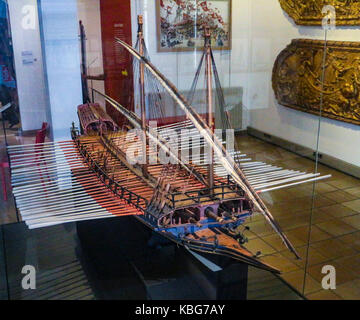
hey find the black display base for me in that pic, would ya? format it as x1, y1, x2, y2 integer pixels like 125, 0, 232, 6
179, 248, 248, 300
0, 227, 9, 300
76, 217, 248, 300
76, 217, 148, 300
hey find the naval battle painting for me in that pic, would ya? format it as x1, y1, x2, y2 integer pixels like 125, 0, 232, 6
156, 0, 232, 52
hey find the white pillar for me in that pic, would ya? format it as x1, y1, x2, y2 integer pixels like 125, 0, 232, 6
7, 0, 48, 131
38, 0, 82, 141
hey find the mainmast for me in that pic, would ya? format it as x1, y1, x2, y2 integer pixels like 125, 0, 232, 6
79, 20, 90, 104
205, 27, 214, 193
137, 15, 148, 178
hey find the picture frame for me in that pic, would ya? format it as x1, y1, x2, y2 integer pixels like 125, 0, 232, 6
156, 0, 232, 52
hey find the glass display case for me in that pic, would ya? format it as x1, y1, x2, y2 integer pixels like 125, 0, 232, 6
1, 0, 360, 301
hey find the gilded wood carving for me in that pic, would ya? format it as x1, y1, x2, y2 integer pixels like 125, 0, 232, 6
272, 39, 360, 125
279, 0, 360, 26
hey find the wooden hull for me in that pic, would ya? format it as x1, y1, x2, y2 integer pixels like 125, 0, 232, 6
133, 215, 280, 274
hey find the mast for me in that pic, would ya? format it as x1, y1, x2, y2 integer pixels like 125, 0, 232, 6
79, 20, 90, 104
138, 15, 148, 177
205, 27, 214, 193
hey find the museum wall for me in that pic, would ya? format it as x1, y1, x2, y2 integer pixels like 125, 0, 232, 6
21, 0, 358, 165
8, 0, 103, 136
249, 0, 360, 167
38, 0, 83, 140
129, 0, 321, 134
7, 0, 49, 131
129, 0, 360, 168
77, 0, 105, 107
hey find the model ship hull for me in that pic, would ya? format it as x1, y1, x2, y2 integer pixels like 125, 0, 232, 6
70, 126, 279, 273
133, 215, 279, 272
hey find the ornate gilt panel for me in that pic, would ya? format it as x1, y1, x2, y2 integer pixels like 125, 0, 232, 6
279, 0, 360, 26
272, 39, 360, 125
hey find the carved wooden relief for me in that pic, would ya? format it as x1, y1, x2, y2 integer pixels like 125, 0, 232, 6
279, 0, 360, 26
272, 39, 360, 125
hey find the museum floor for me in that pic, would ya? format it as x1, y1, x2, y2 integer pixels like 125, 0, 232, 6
238, 135, 360, 300
1, 132, 360, 300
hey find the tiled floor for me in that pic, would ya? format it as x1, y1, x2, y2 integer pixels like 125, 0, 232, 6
238, 135, 360, 300
1, 131, 360, 299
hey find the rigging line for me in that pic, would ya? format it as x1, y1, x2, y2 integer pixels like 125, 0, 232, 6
210, 50, 245, 167
303, 28, 328, 295
187, 51, 206, 105
210, 50, 227, 129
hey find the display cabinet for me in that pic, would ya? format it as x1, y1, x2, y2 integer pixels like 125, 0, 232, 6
1, 0, 360, 300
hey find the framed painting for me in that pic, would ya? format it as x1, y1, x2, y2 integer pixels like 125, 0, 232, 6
156, 0, 232, 52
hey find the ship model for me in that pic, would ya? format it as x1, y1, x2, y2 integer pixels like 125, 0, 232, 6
7, 17, 331, 273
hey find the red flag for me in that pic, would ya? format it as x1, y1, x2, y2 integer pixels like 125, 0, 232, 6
200, 1, 209, 12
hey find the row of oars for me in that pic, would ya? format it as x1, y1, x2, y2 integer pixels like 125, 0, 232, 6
149, 123, 332, 194
212, 150, 331, 193
7, 119, 331, 229
7, 141, 143, 229
116, 120, 331, 197
6, 120, 219, 229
